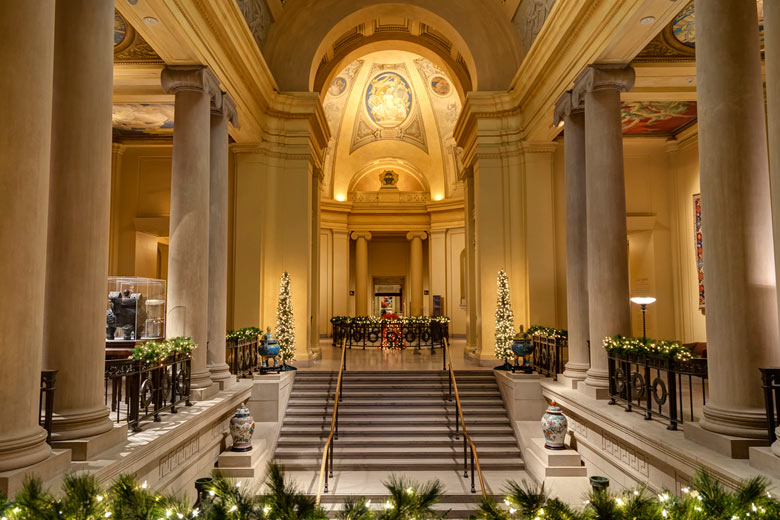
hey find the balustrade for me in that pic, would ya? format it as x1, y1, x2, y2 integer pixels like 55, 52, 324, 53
330, 318, 449, 351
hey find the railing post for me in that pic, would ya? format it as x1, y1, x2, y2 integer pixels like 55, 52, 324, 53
470, 448, 476, 493
324, 447, 329, 493
463, 435, 468, 477
129, 362, 142, 432
39, 370, 57, 444
762, 369, 778, 445
644, 361, 652, 420
623, 360, 632, 412
329, 438, 334, 478
667, 360, 678, 431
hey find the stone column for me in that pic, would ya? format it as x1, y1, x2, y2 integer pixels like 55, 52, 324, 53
162, 66, 220, 398
207, 92, 237, 389
407, 231, 427, 316
42, 0, 115, 445
554, 91, 589, 387
764, 0, 780, 458
691, 0, 780, 444
351, 232, 372, 315
109, 144, 125, 275
572, 65, 635, 397
0, 1, 55, 473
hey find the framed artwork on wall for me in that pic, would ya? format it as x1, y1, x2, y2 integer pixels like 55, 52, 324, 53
693, 193, 705, 310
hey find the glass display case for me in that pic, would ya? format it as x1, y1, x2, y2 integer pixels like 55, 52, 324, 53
106, 277, 166, 341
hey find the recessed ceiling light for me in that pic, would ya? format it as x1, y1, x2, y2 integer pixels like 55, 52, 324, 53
143, 16, 158, 25
640, 16, 656, 25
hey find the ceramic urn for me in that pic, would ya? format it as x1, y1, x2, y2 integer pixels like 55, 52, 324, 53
229, 403, 255, 452
541, 401, 568, 450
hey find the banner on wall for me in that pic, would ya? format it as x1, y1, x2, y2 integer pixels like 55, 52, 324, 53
693, 193, 705, 310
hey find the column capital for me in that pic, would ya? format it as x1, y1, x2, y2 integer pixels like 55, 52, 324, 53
212, 91, 239, 128
350, 231, 372, 241
161, 65, 220, 99
572, 64, 635, 107
406, 231, 428, 241
553, 90, 584, 126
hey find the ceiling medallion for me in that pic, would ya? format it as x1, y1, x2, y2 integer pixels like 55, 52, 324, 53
365, 72, 413, 128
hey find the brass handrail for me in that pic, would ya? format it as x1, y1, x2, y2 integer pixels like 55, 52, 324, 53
315, 337, 347, 504
445, 337, 486, 495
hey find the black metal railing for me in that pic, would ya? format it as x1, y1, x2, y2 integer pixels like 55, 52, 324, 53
760, 368, 780, 445
608, 352, 708, 430
331, 321, 448, 350
532, 335, 568, 380
105, 354, 192, 432
40, 369, 57, 443
226, 337, 258, 380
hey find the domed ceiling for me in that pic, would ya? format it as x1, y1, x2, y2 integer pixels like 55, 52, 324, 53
321, 50, 463, 202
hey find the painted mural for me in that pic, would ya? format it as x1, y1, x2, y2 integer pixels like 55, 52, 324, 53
693, 193, 705, 309
621, 101, 697, 135
430, 76, 451, 96
114, 11, 128, 46
672, 0, 763, 48
329, 76, 347, 96
112, 104, 174, 136
365, 72, 413, 128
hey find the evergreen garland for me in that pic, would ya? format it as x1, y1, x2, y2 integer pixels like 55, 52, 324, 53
494, 270, 515, 361
276, 272, 295, 364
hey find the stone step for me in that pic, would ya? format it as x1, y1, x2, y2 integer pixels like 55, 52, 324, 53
284, 407, 507, 416
281, 417, 510, 427
316, 496, 498, 519
290, 391, 501, 399
278, 458, 525, 471
276, 437, 519, 448
275, 446, 521, 459
287, 398, 504, 408
292, 383, 498, 390
278, 425, 515, 436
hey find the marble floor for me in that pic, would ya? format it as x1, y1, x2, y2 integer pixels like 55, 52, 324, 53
308, 337, 491, 372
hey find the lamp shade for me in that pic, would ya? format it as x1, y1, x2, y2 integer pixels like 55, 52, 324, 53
630, 297, 656, 305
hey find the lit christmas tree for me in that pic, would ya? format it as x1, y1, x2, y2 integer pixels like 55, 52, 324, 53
494, 269, 515, 369
275, 271, 296, 370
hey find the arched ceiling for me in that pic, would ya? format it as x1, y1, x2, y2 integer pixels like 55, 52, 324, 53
261, 1, 523, 93
321, 49, 463, 202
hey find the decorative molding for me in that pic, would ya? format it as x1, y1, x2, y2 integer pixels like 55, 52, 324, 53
601, 431, 649, 477
513, 0, 557, 55
212, 92, 239, 127
406, 231, 429, 241
113, 10, 164, 65
553, 90, 583, 125
572, 64, 635, 107
159, 435, 200, 479
350, 231, 373, 241
161, 66, 221, 100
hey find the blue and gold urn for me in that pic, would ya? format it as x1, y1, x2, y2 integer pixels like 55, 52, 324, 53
511, 329, 534, 373
258, 327, 280, 367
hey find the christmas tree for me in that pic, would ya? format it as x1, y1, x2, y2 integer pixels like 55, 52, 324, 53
276, 271, 296, 369
494, 269, 515, 366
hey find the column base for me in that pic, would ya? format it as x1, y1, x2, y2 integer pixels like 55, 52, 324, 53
749, 446, 780, 477
578, 383, 610, 400
562, 362, 588, 389
582, 368, 610, 399
50, 422, 127, 461
49, 406, 114, 441
208, 363, 233, 390
0, 427, 52, 473
0, 448, 70, 497
190, 383, 219, 401
684, 421, 768, 459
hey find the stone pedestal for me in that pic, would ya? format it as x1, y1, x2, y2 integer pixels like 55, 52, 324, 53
207, 92, 238, 390
693, 0, 780, 444
573, 65, 635, 397
162, 66, 220, 400
525, 437, 587, 477
554, 91, 589, 388
217, 439, 269, 478
0, 1, 55, 474
351, 232, 372, 315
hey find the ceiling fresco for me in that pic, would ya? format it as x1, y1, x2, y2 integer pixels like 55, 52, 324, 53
364, 72, 413, 128
113, 9, 163, 64
112, 104, 174, 137
621, 101, 697, 135
635, 0, 763, 62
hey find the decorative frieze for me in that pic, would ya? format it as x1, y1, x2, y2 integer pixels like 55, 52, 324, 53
159, 435, 200, 479
601, 431, 649, 476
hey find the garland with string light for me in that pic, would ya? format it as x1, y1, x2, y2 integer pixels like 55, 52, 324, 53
603, 335, 694, 362
494, 270, 515, 365
275, 271, 296, 369
130, 336, 196, 364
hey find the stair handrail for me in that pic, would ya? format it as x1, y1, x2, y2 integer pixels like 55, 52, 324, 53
315, 336, 347, 504
445, 337, 486, 495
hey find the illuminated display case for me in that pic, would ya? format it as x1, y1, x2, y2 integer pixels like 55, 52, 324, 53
106, 277, 166, 341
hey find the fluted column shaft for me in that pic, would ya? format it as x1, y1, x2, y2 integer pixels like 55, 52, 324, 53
573, 65, 634, 395
407, 231, 427, 316
162, 66, 219, 394
0, 1, 55, 472
42, 0, 114, 441
352, 232, 372, 315
554, 92, 589, 385
207, 93, 237, 388
695, 0, 779, 438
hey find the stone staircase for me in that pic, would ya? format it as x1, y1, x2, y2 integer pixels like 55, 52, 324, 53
274, 369, 524, 517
